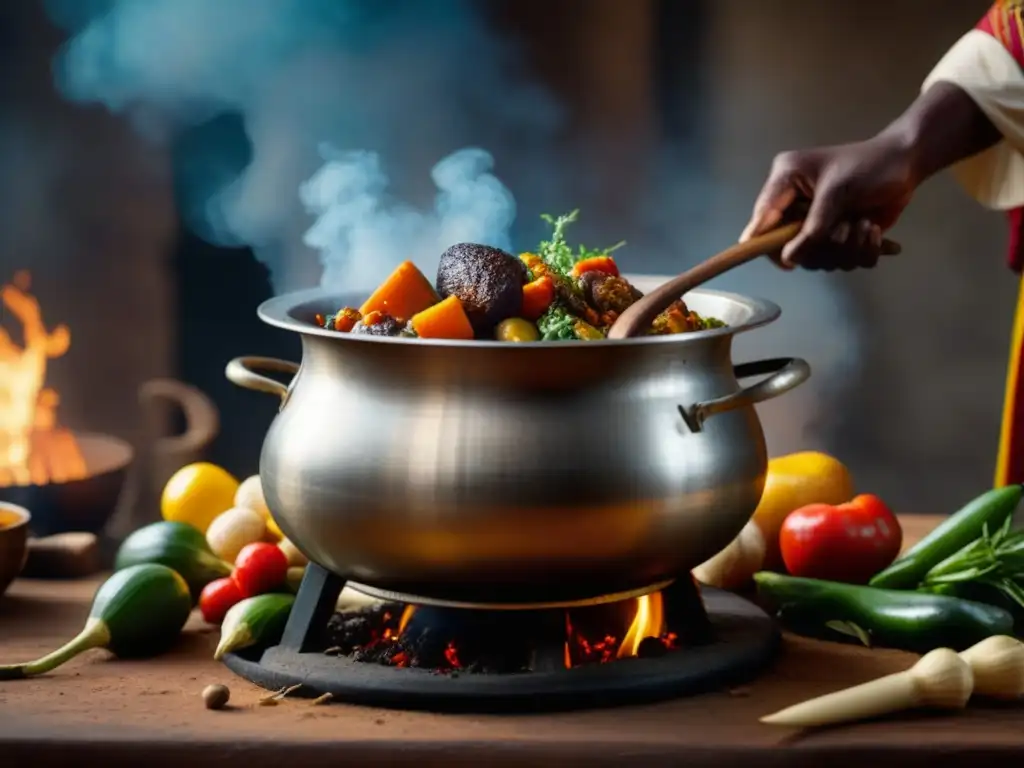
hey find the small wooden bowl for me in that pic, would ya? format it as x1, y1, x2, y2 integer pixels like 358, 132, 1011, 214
0, 502, 31, 597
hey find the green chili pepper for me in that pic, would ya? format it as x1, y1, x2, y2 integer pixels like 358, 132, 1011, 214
923, 581, 1024, 630
869, 485, 1023, 590
754, 571, 1014, 654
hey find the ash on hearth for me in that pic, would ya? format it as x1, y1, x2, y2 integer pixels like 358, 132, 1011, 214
323, 591, 680, 675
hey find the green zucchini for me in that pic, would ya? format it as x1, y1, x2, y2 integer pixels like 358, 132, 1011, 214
869, 485, 1023, 590
755, 571, 1014, 653
0, 564, 192, 679
214, 593, 295, 660
115, 521, 232, 599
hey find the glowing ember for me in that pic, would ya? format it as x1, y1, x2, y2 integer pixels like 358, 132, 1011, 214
335, 590, 680, 673
0, 271, 86, 487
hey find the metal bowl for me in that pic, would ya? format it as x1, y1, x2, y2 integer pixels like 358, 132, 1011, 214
226, 277, 809, 605
0, 433, 133, 538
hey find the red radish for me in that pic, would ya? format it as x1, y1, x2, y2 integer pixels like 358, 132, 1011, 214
231, 542, 289, 598
199, 577, 243, 625
780, 494, 903, 584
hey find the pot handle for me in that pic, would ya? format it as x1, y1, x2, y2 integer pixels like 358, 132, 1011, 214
678, 357, 811, 433
225, 356, 300, 401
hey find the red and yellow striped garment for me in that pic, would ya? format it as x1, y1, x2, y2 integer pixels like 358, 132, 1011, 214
977, 1, 1024, 485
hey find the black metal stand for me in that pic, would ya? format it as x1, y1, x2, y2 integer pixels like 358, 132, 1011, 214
663, 573, 714, 645
222, 563, 780, 713
278, 562, 345, 653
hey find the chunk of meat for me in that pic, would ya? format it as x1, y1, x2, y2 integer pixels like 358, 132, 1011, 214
354, 311, 405, 337
436, 243, 528, 334
579, 273, 642, 315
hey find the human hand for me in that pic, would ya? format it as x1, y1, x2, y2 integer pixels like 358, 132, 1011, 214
740, 135, 918, 270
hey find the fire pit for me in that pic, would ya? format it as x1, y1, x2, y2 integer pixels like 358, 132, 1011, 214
0, 271, 133, 537
222, 565, 779, 712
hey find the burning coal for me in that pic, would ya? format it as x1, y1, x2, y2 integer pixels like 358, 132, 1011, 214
324, 592, 678, 674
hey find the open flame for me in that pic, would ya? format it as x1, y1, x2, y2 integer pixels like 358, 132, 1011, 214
0, 272, 87, 487
617, 593, 665, 659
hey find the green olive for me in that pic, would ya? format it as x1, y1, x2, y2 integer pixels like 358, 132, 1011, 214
573, 320, 605, 340
495, 317, 540, 342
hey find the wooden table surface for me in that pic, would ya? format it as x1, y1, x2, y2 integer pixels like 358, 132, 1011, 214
2, 515, 1023, 768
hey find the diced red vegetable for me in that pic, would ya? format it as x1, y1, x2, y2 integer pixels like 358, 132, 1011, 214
570, 256, 619, 279
332, 308, 362, 332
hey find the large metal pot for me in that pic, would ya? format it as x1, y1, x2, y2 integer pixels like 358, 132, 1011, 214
226, 276, 810, 606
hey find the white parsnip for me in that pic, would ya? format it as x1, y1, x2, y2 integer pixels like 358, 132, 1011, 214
693, 520, 766, 591
959, 635, 1024, 700
760, 648, 973, 728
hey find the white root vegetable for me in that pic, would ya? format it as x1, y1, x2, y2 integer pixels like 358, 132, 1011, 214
760, 647, 973, 728
235, 475, 271, 520
277, 537, 308, 568
205, 506, 266, 562
959, 635, 1024, 700
692, 520, 766, 591
337, 587, 384, 612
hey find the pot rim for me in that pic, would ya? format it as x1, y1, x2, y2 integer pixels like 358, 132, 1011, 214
256, 273, 782, 348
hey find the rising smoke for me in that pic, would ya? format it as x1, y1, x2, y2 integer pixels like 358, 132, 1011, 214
44, 0, 559, 293
302, 146, 516, 292
41, 0, 862, 453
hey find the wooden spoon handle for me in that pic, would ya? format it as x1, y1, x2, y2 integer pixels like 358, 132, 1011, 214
605, 222, 901, 340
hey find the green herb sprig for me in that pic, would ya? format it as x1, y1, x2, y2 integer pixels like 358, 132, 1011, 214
920, 515, 1024, 609
537, 210, 625, 276
536, 305, 577, 341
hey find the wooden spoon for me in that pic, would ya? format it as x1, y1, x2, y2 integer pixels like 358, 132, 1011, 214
606, 221, 901, 340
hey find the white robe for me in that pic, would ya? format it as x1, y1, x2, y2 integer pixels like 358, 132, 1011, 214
925, 29, 1024, 209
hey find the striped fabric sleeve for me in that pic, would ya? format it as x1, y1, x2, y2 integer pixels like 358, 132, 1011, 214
924, 5, 1024, 485
974, 3, 1024, 485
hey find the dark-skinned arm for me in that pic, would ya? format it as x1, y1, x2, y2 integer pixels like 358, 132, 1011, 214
882, 80, 1003, 185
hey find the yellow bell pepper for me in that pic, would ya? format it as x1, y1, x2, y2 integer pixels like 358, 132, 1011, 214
752, 451, 854, 570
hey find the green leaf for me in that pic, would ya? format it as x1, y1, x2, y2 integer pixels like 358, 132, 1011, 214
992, 577, 1024, 610
825, 620, 872, 647
536, 209, 627, 276
924, 565, 998, 585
